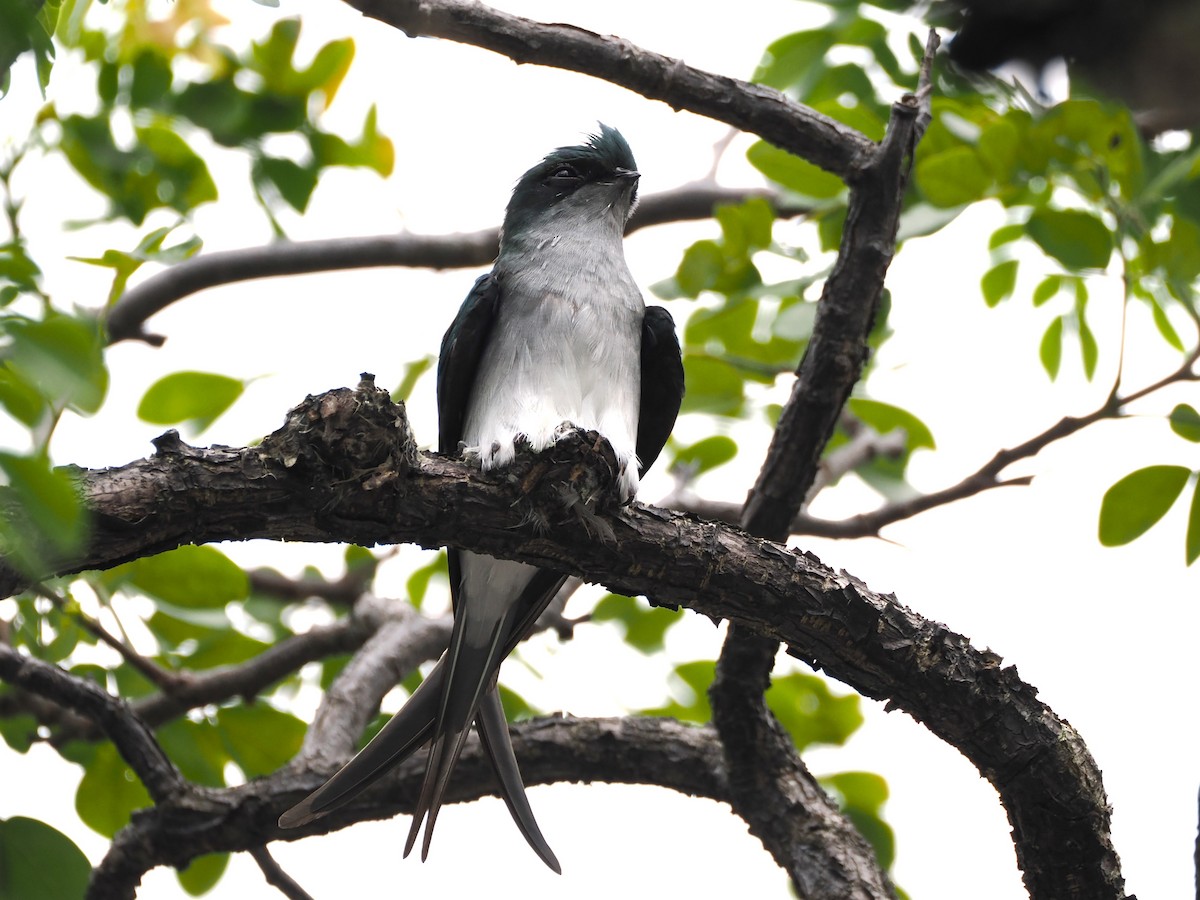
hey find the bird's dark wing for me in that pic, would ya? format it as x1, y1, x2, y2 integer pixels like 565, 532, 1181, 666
636, 305, 685, 475
437, 272, 501, 454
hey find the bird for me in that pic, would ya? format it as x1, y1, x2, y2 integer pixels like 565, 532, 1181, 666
279, 124, 686, 872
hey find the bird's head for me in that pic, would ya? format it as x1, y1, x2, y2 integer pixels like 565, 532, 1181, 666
502, 124, 640, 241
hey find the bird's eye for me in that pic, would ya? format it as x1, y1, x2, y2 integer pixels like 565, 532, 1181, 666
551, 164, 580, 180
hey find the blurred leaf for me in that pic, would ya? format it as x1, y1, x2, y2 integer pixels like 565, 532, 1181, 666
1025, 208, 1113, 270
0, 372, 45, 432
671, 435, 738, 476
680, 355, 746, 416
0, 816, 91, 900
644, 660, 715, 721
747, 140, 843, 199
76, 743, 152, 837
1188, 479, 1200, 565
407, 551, 447, 609
177, 853, 229, 896
980, 259, 1017, 307
1099, 465, 1190, 546
136, 371, 244, 433
0, 713, 39, 752
498, 684, 538, 722
1169, 404, 1200, 442
0, 453, 87, 573
216, 703, 305, 777
108, 545, 249, 608
591, 594, 683, 655
915, 146, 990, 207
1077, 308, 1098, 380
254, 155, 318, 212
821, 771, 894, 869
766, 671, 863, 750
1039, 316, 1063, 380
157, 719, 228, 788
4, 312, 108, 414
1032, 275, 1061, 307
393, 355, 435, 403
846, 398, 935, 450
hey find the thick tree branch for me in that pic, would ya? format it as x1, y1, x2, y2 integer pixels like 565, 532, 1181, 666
707, 33, 939, 900
87, 716, 727, 900
104, 185, 809, 344
0, 377, 1126, 899
343, 0, 874, 177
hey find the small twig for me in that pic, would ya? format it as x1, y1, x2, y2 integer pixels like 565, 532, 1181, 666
250, 846, 316, 900
32, 584, 185, 692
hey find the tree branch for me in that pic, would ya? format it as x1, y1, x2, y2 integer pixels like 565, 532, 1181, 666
0, 376, 1126, 899
87, 716, 728, 900
344, 0, 874, 177
0, 645, 184, 803
104, 185, 809, 344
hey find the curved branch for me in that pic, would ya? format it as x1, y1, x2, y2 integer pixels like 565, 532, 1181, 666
346, 0, 874, 177
104, 185, 809, 344
0, 379, 1126, 899
87, 716, 729, 900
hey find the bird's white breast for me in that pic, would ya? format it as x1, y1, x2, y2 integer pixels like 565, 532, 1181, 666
463, 228, 644, 498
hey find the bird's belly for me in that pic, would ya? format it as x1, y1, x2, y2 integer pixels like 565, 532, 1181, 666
464, 291, 642, 497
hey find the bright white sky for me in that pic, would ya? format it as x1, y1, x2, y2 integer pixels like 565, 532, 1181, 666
2, 1, 1198, 898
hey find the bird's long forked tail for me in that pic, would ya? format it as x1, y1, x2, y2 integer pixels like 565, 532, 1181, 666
403, 594, 523, 863
476, 686, 561, 873
277, 662, 444, 829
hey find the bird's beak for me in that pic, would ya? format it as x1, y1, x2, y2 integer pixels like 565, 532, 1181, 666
615, 167, 641, 182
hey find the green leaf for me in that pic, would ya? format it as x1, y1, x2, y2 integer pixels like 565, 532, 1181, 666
0, 713, 39, 752
766, 672, 863, 750
754, 29, 835, 91
0, 368, 47, 428
980, 259, 1017, 307
216, 704, 305, 777
591, 594, 683, 655
76, 743, 152, 837
1039, 316, 1064, 380
177, 853, 229, 896
406, 551, 447, 609
393, 355, 435, 403
644, 660, 715, 721
1145, 291, 1184, 351
0, 453, 87, 572
108, 545, 249, 609
671, 435, 738, 475
1099, 465, 1191, 546
1078, 311, 1098, 380
675, 240, 724, 297
4, 313, 108, 414
1187, 479, 1200, 565
1169, 404, 1200, 442
1025, 208, 1113, 270
915, 146, 991, 207
988, 223, 1025, 249
497, 684, 538, 722
680, 355, 746, 416
136, 371, 244, 433
846, 398, 935, 450
747, 140, 843, 199
0, 816, 92, 900
156, 719, 228, 787
254, 155, 318, 213
1032, 275, 1062, 307
821, 772, 895, 869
